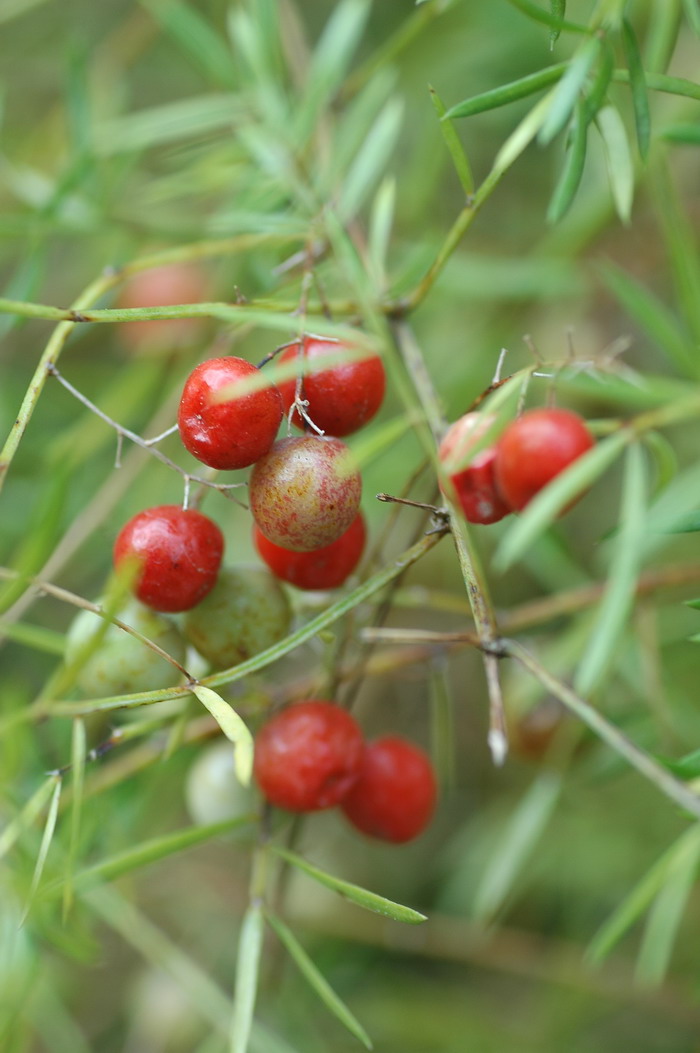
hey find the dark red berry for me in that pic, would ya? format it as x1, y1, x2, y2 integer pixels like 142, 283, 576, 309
178, 356, 283, 470
341, 736, 437, 843
253, 700, 364, 812
494, 408, 594, 511
277, 337, 385, 436
117, 263, 209, 351
253, 513, 366, 590
438, 413, 511, 524
249, 436, 362, 552
114, 505, 224, 613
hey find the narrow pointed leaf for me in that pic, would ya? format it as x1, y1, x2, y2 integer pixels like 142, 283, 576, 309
63, 718, 86, 917
0, 776, 57, 860
190, 686, 253, 787
596, 104, 634, 223
444, 64, 566, 120
663, 123, 700, 145
338, 97, 403, 221
681, 0, 700, 35
266, 912, 372, 1049
547, 102, 588, 222
430, 658, 456, 788
368, 177, 396, 287
643, 431, 678, 496
141, 0, 238, 88
660, 748, 700, 779
230, 905, 264, 1053
622, 19, 651, 159
636, 827, 700, 985
539, 37, 601, 145
491, 92, 555, 180
550, 0, 566, 46
430, 86, 473, 193
21, 776, 62, 921
272, 846, 427, 924
505, 0, 589, 34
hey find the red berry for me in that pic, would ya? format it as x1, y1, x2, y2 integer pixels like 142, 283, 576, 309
249, 436, 362, 552
117, 263, 209, 351
277, 337, 385, 436
253, 513, 366, 590
494, 408, 594, 511
178, 356, 283, 471
254, 700, 364, 812
114, 505, 224, 613
438, 413, 511, 525
341, 736, 437, 843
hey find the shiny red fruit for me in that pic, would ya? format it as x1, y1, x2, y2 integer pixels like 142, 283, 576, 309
277, 337, 385, 436
114, 505, 224, 613
178, 356, 283, 470
494, 408, 594, 511
438, 413, 511, 525
253, 700, 364, 812
341, 736, 437, 843
249, 436, 362, 552
253, 513, 366, 590
117, 263, 209, 351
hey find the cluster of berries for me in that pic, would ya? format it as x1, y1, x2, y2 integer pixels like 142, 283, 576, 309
438, 407, 594, 524
253, 700, 437, 843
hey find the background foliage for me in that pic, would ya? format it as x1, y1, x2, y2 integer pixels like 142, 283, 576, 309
2, 0, 700, 1050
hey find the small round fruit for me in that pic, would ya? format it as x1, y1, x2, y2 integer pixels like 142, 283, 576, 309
114, 505, 224, 613
253, 512, 366, 591
183, 565, 292, 668
341, 736, 437, 843
117, 263, 209, 352
494, 408, 594, 511
185, 740, 255, 825
276, 337, 385, 436
438, 413, 511, 525
65, 599, 187, 696
253, 700, 364, 812
249, 436, 362, 552
178, 357, 283, 470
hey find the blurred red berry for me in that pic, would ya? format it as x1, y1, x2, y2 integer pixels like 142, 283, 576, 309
114, 505, 224, 613
277, 337, 385, 436
438, 413, 511, 524
253, 513, 366, 590
117, 263, 209, 351
254, 700, 364, 812
341, 736, 437, 843
178, 356, 283, 470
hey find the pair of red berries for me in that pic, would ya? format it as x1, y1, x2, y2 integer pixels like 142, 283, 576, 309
253, 700, 437, 843
438, 406, 595, 525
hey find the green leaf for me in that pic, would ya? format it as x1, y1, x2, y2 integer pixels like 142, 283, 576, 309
473, 773, 562, 921
141, 0, 238, 88
444, 64, 566, 120
505, 0, 589, 34
0, 619, 65, 654
587, 825, 700, 963
581, 37, 614, 123
266, 912, 372, 1049
550, 0, 566, 46
430, 86, 474, 194
63, 718, 86, 918
490, 92, 555, 180
367, 176, 396, 288
190, 686, 253, 787
93, 95, 243, 155
682, 0, 700, 35
338, 97, 404, 221
660, 748, 700, 779
662, 123, 700, 145
622, 19, 651, 159
494, 430, 629, 572
272, 846, 427, 924
599, 262, 695, 376
230, 905, 264, 1053
651, 162, 700, 348
547, 102, 588, 223
0, 776, 57, 861
21, 776, 62, 922
595, 104, 634, 223
574, 442, 647, 697
430, 659, 456, 789
642, 431, 678, 496
636, 830, 700, 985
539, 37, 601, 145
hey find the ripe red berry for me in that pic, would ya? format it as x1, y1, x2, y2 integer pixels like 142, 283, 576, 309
178, 356, 283, 471
438, 413, 511, 525
114, 505, 224, 613
117, 263, 209, 352
276, 337, 385, 436
249, 436, 362, 552
254, 700, 364, 812
253, 512, 366, 590
494, 408, 594, 511
341, 736, 437, 843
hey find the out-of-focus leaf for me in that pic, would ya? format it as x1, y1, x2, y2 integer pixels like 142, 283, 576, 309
596, 104, 634, 223
637, 834, 700, 984
63, 719, 86, 918
93, 96, 243, 155
622, 19, 651, 159
582, 37, 614, 123
505, 0, 589, 34
444, 64, 566, 120
652, 162, 700, 347
0, 620, 64, 654
660, 748, 700, 779
473, 772, 562, 921
0, 251, 46, 338
643, 431, 678, 496
21, 776, 62, 922
547, 102, 588, 223
0, 0, 49, 24
539, 37, 601, 145
190, 686, 253, 786
491, 92, 554, 180
368, 176, 396, 287
338, 97, 403, 221
266, 912, 372, 1049
682, 0, 700, 34
550, 0, 566, 46
663, 123, 700, 144
0, 776, 57, 861
272, 846, 427, 924
430, 86, 473, 194
495, 430, 629, 571
141, 0, 237, 88
230, 905, 264, 1053
430, 658, 456, 788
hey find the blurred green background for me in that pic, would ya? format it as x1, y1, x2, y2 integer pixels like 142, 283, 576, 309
2, 1, 700, 1050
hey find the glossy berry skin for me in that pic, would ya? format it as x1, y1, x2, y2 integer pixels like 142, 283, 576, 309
178, 356, 283, 470
438, 413, 511, 525
117, 263, 209, 352
184, 565, 292, 668
277, 337, 385, 436
494, 408, 594, 512
253, 512, 366, 590
341, 736, 437, 843
254, 700, 364, 812
114, 505, 224, 613
249, 436, 362, 552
